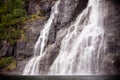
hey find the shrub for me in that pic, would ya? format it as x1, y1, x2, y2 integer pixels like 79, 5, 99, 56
0, 57, 16, 71
13, 9, 27, 18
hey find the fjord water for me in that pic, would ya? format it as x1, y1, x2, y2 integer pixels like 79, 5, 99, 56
49, 0, 106, 75
23, 0, 60, 75
23, 0, 107, 75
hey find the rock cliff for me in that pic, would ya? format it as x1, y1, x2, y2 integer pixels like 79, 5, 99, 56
103, 0, 120, 74
0, 0, 120, 74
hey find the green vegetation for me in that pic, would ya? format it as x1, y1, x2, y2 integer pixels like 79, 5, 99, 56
0, 0, 45, 72
0, 0, 44, 44
0, 57, 16, 71
0, 0, 27, 44
21, 14, 45, 23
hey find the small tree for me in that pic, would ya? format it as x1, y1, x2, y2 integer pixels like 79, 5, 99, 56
5, 0, 23, 13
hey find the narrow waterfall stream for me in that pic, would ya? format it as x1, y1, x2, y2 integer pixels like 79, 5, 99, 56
23, 0, 60, 75
23, 0, 107, 75
49, 0, 106, 75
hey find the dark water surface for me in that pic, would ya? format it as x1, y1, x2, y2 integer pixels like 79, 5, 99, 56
0, 75, 120, 80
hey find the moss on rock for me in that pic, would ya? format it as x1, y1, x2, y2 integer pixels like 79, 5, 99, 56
0, 57, 16, 71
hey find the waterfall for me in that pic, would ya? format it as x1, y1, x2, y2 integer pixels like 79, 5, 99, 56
49, 0, 106, 75
23, 0, 107, 75
23, 0, 60, 75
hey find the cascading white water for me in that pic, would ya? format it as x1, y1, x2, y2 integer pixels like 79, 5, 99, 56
49, 0, 106, 75
23, 0, 60, 75
22, 0, 107, 75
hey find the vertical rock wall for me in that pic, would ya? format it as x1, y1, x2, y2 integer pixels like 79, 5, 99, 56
103, 0, 120, 74
1, 0, 120, 74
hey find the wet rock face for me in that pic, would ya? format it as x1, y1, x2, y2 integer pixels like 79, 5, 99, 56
40, 0, 89, 73
27, 0, 89, 45
2, 0, 120, 74
103, 0, 120, 74
14, 0, 120, 74
48, 0, 88, 44
73, 0, 88, 18
0, 0, 89, 74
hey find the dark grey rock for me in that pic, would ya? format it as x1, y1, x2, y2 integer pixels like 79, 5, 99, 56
3, 0, 120, 75
48, 0, 88, 44
11, 19, 46, 74
102, 0, 120, 74
28, 0, 57, 15
14, 19, 46, 61
37, 28, 68, 74
0, 0, 89, 74
6, 44, 16, 56
0, 41, 9, 57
